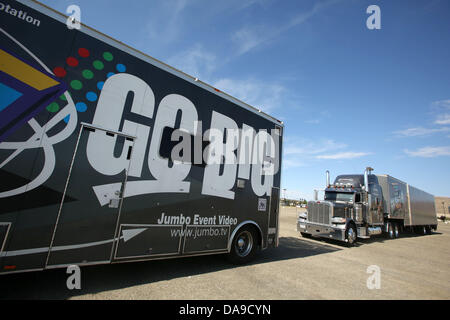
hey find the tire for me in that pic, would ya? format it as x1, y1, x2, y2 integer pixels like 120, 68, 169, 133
386, 222, 395, 239
227, 226, 259, 264
425, 225, 432, 235
346, 224, 357, 246
414, 226, 427, 235
300, 232, 312, 239
420, 226, 427, 235
393, 223, 400, 238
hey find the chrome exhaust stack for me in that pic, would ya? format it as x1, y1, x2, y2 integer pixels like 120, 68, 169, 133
326, 170, 330, 187
364, 167, 373, 191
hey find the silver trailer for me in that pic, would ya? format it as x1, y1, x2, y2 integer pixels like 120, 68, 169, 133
298, 168, 437, 245
407, 185, 437, 226
377, 175, 437, 226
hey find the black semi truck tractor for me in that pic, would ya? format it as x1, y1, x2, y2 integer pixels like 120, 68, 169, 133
298, 167, 437, 245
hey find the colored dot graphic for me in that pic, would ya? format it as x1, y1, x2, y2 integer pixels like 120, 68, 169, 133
103, 52, 113, 61
66, 56, 78, 67
86, 91, 98, 102
50, 47, 128, 121
82, 69, 94, 79
70, 80, 83, 90
93, 60, 104, 70
78, 48, 90, 58
76, 102, 87, 112
116, 63, 126, 72
53, 67, 66, 78
46, 102, 59, 113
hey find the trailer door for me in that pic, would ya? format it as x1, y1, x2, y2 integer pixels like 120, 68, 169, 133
46, 124, 134, 267
268, 187, 280, 246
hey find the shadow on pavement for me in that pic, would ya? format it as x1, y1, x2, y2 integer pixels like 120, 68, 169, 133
0, 236, 339, 300
301, 230, 442, 248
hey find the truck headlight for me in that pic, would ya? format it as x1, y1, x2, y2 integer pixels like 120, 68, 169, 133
331, 217, 346, 224
298, 212, 307, 220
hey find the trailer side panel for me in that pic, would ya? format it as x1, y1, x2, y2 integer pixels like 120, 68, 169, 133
377, 175, 408, 220
406, 185, 437, 226
0, 0, 282, 273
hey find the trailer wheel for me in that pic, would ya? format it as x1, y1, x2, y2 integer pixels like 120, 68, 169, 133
386, 222, 395, 239
393, 223, 400, 238
416, 226, 428, 235
425, 226, 432, 235
228, 226, 259, 264
346, 224, 357, 246
420, 226, 427, 235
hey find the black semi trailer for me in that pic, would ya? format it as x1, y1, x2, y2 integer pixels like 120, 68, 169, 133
0, 0, 283, 274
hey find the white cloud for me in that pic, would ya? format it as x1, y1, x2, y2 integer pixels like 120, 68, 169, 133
144, 0, 190, 43
316, 152, 372, 160
284, 139, 346, 156
213, 77, 286, 113
231, 0, 340, 56
167, 50, 292, 115
166, 45, 292, 114
282, 138, 370, 167
231, 25, 272, 56
432, 99, 450, 109
141, 0, 273, 49
435, 114, 450, 125
282, 159, 306, 169
431, 99, 450, 125
167, 44, 217, 80
304, 119, 320, 124
404, 146, 450, 158
394, 126, 450, 137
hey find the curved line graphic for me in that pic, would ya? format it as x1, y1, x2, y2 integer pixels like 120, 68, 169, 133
0, 28, 78, 198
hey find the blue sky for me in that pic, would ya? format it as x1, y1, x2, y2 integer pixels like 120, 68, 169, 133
41, 0, 450, 199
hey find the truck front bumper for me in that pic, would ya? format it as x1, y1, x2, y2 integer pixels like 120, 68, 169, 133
297, 220, 346, 242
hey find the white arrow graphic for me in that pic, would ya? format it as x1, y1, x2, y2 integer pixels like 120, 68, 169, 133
92, 183, 122, 206
122, 228, 147, 242
1, 227, 148, 258
92, 181, 190, 206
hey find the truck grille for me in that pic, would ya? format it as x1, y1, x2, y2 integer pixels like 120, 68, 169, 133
307, 201, 331, 225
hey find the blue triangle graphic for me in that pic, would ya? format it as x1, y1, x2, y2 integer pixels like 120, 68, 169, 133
0, 82, 22, 112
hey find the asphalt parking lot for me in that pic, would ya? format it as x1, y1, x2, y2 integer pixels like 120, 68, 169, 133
1, 207, 449, 299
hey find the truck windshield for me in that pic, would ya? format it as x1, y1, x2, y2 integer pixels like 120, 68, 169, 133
325, 192, 354, 202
